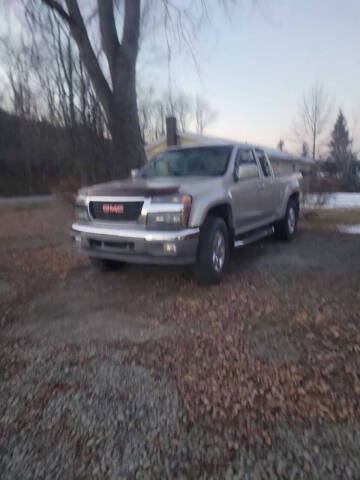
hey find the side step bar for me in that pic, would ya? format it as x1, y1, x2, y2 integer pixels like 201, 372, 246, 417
234, 226, 274, 248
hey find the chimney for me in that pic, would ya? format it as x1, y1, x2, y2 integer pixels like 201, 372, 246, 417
166, 116, 177, 147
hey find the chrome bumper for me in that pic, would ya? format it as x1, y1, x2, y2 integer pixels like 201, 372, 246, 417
71, 222, 200, 265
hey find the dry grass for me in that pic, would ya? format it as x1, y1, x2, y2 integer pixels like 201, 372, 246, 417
0, 200, 54, 213
0, 202, 72, 239
300, 208, 360, 232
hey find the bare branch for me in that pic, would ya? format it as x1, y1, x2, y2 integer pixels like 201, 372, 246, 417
294, 82, 332, 159
63, 0, 113, 116
195, 95, 217, 134
41, 0, 72, 24
39, 0, 112, 117
98, 0, 120, 82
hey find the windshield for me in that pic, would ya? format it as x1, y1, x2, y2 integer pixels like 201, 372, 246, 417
139, 146, 232, 178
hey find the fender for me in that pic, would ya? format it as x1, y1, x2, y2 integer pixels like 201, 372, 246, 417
198, 202, 234, 242
279, 176, 301, 218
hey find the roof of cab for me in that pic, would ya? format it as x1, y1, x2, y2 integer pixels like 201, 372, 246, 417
145, 132, 314, 165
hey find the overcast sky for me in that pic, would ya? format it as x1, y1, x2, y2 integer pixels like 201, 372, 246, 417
142, 0, 360, 153
1, 0, 360, 154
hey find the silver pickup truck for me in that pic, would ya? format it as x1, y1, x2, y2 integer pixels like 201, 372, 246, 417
72, 143, 301, 284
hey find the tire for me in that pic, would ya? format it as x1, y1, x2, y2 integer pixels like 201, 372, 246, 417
89, 257, 126, 271
192, 215, 229, 285
274, 198, 299, 241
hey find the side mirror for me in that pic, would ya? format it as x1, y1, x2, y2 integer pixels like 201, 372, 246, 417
131, 168, 139, 179
234, 163, 259, 181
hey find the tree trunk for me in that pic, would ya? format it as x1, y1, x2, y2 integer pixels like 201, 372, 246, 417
108, 53, 145, 178
41, 0, 146, 179
109, 102, 145, 178
312, 131, 316, 160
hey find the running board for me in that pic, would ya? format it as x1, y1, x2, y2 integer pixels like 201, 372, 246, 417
234, 226, 274, 248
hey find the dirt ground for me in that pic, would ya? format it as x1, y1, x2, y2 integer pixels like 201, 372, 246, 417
1, 202, 360, 479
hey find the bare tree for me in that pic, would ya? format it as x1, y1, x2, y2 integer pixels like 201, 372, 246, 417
22, 0, 245, 177
0, 10, 112, 193
170, 92, 192, 133
24, 7, 111, 183
294, 82, 331, 160
1, 38, 40, 194
27, 0, 146, 178
138, 87, 199, 144
2, 38, 38, 120
3, 0, 256, 184
195, 95, 217, 134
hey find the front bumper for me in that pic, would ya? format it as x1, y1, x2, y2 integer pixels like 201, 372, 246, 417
71, 222, 200, 265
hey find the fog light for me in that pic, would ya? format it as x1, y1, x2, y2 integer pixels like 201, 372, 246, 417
164, 242, 177, 254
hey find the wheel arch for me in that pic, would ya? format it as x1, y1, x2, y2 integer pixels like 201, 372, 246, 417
206, 202, 233, 228
280, 188, 300, 218
288, 191, 300, 213
202, 202, 234, 248
289, 191, 300, 203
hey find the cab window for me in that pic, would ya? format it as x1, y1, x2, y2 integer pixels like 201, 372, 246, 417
255, 149, 272, 177
234, 148, 260, 179
236, 148, 257, 166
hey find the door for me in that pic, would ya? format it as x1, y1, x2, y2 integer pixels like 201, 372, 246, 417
230, 147, 266, 233
254, 148, 278, 221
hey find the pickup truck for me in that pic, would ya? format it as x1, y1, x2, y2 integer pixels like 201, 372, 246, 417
72, 143, 301, 284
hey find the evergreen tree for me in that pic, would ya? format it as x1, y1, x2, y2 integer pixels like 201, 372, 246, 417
329, 110, 352, 177
301, 141, 309, 157
277, 139, 284, 151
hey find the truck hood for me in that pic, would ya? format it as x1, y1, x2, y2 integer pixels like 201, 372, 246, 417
79, 176, 222, 198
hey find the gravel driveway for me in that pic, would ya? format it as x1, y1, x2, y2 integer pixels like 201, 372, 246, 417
1, 203, 360, 479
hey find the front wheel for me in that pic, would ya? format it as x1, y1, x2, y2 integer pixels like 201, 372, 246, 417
192, 216, 229, 285
274, 198, 299, 241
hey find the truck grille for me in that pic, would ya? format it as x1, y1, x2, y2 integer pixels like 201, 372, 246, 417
89, 201, 143, 222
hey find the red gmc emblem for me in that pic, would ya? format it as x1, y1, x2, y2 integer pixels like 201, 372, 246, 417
102, 204, 124, 214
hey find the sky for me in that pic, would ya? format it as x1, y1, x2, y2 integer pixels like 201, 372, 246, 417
140, 0, 360, 154
1, 0, 360, 155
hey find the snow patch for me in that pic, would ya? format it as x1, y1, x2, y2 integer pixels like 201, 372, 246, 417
337, 225, 360, 234
305, 193, 360, 209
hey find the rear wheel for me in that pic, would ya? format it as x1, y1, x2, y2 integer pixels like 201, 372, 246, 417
192, 216, 229, 285
89, 257, 126, 271
274, 198, 299, 241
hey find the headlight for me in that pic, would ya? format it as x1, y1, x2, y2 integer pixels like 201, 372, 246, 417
147, 212, 182, 230
75, 205, 89, 221
147, 194, 192, 230
75, 194, 87, 206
